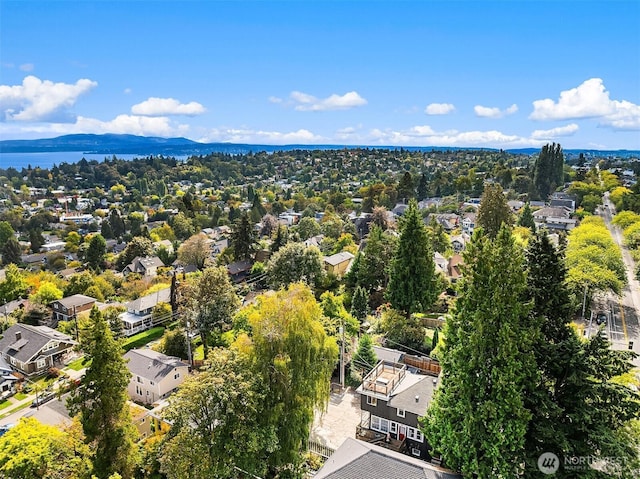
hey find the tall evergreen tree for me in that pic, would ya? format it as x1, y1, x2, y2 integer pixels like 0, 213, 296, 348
357, 225, 396, 294
85, 233, 106, 271
518, 202, 536, 232
533, 142, 564, 200
29, 228, 44, 253
2, 238, 22, 266
108, 209, 126, 238
100, 219, 114, 239
350, 285, 369, 322
68, 307, 138, 478
270, 224, 289, 253
422, 227, 537, 477
523, 232, 640, 477
231, 211, 257, 261
397, 171, 415, 201
352, 334, 377, 376
417, 173, 429, 200
386, 199, 437, 316
476, 183, 513, 239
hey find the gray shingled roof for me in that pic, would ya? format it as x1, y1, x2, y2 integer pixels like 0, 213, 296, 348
388, 375, 438, 416
125, 288, 171, 313
315, 438, 461, 479
54, 294, 96, 309
124, 348, 186, 383
0, 324, 75, 363
324, 251, 355, 266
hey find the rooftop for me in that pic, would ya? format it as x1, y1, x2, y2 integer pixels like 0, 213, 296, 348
315, 437, 461, 479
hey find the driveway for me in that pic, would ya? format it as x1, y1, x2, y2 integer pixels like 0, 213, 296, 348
310, 387, 362, 450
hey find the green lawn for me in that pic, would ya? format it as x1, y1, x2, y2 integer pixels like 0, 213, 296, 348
122, 327, 165, 351
66, 356, 89, 371
193, 344, 204, 360
14, 392, 27, 401
0, 400, 11, 411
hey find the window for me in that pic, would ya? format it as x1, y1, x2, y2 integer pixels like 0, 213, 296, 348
36, 358, 46, 369
136, 376, 142, 383
407, 428, 424, 443
379, 418, 389, 433
411, 447, 421, 457
371, 416, 389, 434
150, 381, 154, 386
390, 422, 397, 434
366, 396, 377, 406
371, 416, 380, 430
397, 408, 405, 418
174, 373, 180, 379
136, 385, 143, 395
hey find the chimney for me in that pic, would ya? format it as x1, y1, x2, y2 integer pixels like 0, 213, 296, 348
415, 395, 419, 403
15, 331, 21, 341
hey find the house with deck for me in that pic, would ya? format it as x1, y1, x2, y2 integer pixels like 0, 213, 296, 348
119, 288, 171, 336
356, 360, 439, 461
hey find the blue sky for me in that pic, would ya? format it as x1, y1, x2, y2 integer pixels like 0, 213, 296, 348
1, 0, 639, 149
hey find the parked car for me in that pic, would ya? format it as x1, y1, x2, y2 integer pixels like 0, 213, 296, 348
31, 391, 56, 408
596, 311, 608, 325
0, 423, 15, 437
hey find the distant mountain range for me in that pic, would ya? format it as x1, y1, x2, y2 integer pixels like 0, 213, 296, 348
0, 133, 638, 158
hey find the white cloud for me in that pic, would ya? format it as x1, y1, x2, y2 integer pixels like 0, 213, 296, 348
200, 127, 324, 144
0, 114, 190, 139
289, 90, 367, 111
530, 78, 640, 129
19, 63, 34, 72
425, 103, 455, 115
123, 88, 132, 95
474, 103, 518, 118
131, 97, 205, 116
268, 96, 283, 104
368, 124, 544, 148
531, 123, 579, 140
0, 75, 97, 122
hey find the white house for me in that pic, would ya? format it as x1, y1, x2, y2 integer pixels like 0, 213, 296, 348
123, 348, 188, 405
119, 288, 171, 336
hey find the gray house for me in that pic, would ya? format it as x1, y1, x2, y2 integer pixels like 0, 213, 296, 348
356, 360, 439, 461
315, 437, 461, 479
0, 324, 75, 376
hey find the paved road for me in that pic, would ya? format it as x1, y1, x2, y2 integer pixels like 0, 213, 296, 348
597, 194, 640, 367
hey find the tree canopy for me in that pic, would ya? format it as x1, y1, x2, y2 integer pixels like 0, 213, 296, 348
235, 283, 339, 475
386, 199, 438, 315
422, 227, 537, 477
68, 307, 138, 478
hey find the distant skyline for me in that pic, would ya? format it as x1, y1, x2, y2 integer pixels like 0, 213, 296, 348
1, 1, 639, 150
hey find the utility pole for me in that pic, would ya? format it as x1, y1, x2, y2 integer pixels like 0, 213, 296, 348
186, 316, 193, 368
581, 284, 588, 323
339, 323, 345, 390
73, 305, 78, 342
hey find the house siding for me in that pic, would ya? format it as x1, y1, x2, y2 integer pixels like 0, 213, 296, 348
127, 365, 188, 405
360, 394, 430, 459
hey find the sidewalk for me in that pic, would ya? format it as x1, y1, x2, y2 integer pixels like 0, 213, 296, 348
0, 365, 86, 422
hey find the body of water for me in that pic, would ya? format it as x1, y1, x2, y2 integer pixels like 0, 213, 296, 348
0, 152, 156, 171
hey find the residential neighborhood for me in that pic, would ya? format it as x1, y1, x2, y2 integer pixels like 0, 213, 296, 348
0, 142, 639, 479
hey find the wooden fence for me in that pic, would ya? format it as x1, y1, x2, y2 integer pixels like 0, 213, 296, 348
403, 354, 441, 376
